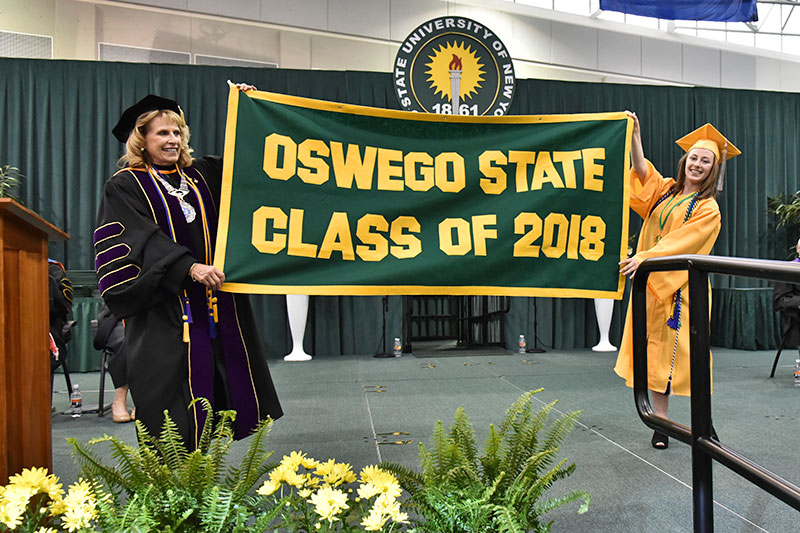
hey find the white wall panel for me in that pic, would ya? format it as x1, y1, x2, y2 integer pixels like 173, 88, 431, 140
54, 0, 96, 60
260, 0, 328, 32
188, 0, 260, 21
189, 18, 279, 64
781, 61, 800, 92
755, 56, 782, 92
452, 5, 513, 45
328, 0, 390, 40
0, 0, 56, 37
389, 0, 446, 42
310, 35, 392, 71
280, 31, 311, 68
514, 62, 603, 83
509, 15, 550, 64
98, 5, 191, 53
641, 36, 681, 82
721, 51, 755, 90
598, 28, 640, 77
550, 21, 597, 70
682, 44, 721, 87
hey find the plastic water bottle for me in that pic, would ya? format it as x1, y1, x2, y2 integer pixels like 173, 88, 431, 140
518, 335, 527, 354
69, 384, 82, 417
393, 337, 402, 357
794, 359, 800, 387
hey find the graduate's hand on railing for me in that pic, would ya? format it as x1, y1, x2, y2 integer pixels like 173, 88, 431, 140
619, 257, 640, 279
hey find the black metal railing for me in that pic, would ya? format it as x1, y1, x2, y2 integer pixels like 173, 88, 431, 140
632, 254, 800, 532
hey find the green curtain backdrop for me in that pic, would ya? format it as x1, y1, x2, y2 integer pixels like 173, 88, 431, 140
2, 58, 797, 363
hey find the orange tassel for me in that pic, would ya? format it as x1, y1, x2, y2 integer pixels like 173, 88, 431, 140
212, 297, 219, 323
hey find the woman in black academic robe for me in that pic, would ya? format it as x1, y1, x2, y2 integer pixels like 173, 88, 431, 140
94, 93, 282, 449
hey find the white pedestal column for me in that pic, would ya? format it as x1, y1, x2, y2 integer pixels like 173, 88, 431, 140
592, 298, 617, 352
284, 294, 312, 362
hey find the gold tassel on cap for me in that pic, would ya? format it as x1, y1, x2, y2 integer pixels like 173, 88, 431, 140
717, 142, 728, 192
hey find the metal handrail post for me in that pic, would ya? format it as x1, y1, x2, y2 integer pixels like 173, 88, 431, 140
632, 254, 800, 532
688, 262, 713, 533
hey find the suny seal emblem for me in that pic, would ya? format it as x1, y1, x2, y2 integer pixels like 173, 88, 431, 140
393, 16, 515, 116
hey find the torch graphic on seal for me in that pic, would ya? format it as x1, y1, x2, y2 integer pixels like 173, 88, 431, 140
449, 54, 462, 114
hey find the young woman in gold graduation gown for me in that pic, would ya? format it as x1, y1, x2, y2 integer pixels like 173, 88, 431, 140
614, 112, 740, 449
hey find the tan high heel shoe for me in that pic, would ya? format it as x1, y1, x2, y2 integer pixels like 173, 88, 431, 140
113, 411, 132, 423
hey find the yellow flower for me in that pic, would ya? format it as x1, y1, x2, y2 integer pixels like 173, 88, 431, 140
359, 466, 402, 497
35, 528, 58, 533
283, 469, 306, 488
1, 483, 36, 528
301, 456, 320, 469
269, 464, 305, 488
1, 484, 34, 506
373, 493, 401, 515
269, 465, 288, 483
60, 479, 97, 532
48, 493, 67, 516
0, 494, 28, 529
281, 450, 308, 471
314, 460, 356, 487
8, 467, 46, 487
360, 506, 388, 531
389, 503, 408, 524
357, 482, 380, 500
308, 485, 349, 521
280, 450, 319, 470
257, 479, 280, 496
298, 488, 312, 498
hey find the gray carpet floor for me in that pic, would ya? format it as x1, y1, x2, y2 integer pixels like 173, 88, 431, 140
50, 347, 799, 532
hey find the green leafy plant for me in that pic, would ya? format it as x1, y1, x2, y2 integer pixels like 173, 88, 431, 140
381, 389, 590, 533
768, 192, 800, 230
767, 193, 800, 258
68, 398, 280, 532
0, 165, 23, 201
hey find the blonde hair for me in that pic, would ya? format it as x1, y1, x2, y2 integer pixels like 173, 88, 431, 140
118, 109, 193, 168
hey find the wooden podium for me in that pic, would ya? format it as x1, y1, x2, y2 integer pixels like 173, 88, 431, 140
0, 198, 69, 483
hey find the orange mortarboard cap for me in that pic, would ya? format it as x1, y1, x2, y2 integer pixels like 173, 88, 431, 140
675, 123, 741, 163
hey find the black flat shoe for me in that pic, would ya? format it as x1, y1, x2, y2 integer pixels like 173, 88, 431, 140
651, 431, 669, 449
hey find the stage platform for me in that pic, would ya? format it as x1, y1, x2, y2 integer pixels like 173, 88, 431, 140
50, 348, 798, 532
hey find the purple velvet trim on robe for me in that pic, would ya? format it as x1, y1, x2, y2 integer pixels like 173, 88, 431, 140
93, 222, 124, 243
95, 244, 129, 271
98, 264, 140, 295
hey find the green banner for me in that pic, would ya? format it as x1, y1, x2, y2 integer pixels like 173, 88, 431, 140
215, 89, 631, 298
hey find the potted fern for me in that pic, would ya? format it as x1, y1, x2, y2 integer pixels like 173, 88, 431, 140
68, 398, 283, 532
381, 389, 590, 532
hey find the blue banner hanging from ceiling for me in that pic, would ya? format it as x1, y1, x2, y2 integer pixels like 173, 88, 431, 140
600, 0, 758, 22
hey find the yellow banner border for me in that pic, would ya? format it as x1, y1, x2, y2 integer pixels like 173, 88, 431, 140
220, 281, 621, 299
215, 87, 632, 299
